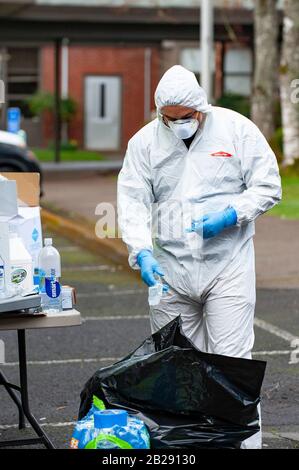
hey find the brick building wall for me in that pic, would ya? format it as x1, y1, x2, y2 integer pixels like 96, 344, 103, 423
41, 44, 160, 152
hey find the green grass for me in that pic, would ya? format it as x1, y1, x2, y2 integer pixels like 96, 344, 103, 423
269, 176, 299, 219
33, 148, 105, 162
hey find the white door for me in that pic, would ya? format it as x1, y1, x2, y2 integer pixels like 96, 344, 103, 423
85, 76, 121, 151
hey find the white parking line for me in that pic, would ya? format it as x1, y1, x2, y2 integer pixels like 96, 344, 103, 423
78, 289, 146, 298
254, 317, 299, 365
83, 314, 148, 321
252, 350, 291, 356
1, 357, 120, 367
0, 350, 293, 367
0, 422, 76, 430
254, 318, 298, 344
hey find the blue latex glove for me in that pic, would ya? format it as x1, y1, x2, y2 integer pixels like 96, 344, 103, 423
186, 207, 237, 239
137, 250, 165, 287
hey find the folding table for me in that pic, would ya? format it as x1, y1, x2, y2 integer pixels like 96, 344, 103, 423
0, 297, 81, 449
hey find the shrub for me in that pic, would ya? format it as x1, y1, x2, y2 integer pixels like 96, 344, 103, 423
26, 91, 78, 123
269, 127, 283, 164
216, 93, 250, 118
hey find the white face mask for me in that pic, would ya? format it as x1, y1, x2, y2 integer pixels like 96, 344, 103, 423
167, 117, 199, 140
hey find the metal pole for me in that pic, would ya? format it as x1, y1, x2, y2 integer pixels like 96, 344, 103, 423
17, 329, 55, 449
54, 38, 62, 163
61, 38, 69, 100
144, 48, 152, 123
200, 0, 214, 102
61, 38, 69, 143
0, 47, 8, 130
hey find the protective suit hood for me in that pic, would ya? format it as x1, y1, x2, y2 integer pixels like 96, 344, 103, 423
154, 65, 212, 114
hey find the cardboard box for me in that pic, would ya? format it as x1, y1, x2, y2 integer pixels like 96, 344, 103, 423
0, 173, 42, 271
1, 172, 40, 207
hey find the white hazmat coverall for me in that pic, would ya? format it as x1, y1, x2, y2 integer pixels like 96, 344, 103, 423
117, 66, 282, 449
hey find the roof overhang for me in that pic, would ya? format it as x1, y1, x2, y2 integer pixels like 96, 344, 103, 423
0, 3, 257, 44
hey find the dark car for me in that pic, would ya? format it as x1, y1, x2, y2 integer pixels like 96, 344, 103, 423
0, 130, 43, 194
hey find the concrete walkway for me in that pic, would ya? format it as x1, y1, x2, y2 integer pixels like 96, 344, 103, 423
43, 174, 299, 289
43, 174, 117, 218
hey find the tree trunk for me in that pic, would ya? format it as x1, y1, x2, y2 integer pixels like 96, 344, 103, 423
280, 0, 299, 165
252, 0, 279, 140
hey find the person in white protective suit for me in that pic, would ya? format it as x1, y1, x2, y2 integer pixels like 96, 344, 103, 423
117, 65, 282, 449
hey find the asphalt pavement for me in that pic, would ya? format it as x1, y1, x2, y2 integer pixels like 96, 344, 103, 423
0, 230, 298, 449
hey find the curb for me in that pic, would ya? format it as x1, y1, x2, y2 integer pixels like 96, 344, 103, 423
41, 161, 123, 177
41, 207, 131, 270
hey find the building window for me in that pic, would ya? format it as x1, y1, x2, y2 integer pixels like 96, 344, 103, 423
224, 47, 252, 96
6, 47, 39, 118
180, 47, 216, 86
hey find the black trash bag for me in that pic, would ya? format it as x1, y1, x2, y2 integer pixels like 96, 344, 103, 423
79, 316, 266, 449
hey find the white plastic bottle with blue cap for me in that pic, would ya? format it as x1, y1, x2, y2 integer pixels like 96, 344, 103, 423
89, 410, 130, 449
38, 238, 62, 313
70, 402, 150, 449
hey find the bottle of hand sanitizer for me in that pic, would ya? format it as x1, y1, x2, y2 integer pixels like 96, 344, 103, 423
9, 228, 33, 294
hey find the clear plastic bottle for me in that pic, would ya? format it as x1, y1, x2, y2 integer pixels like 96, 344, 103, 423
148, 282, 163, 306
70, 397, 150, 449
94, 410, 127, 449
87, 410, 131, 449
148, 275, 168, 306
38, 238, 62, 313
